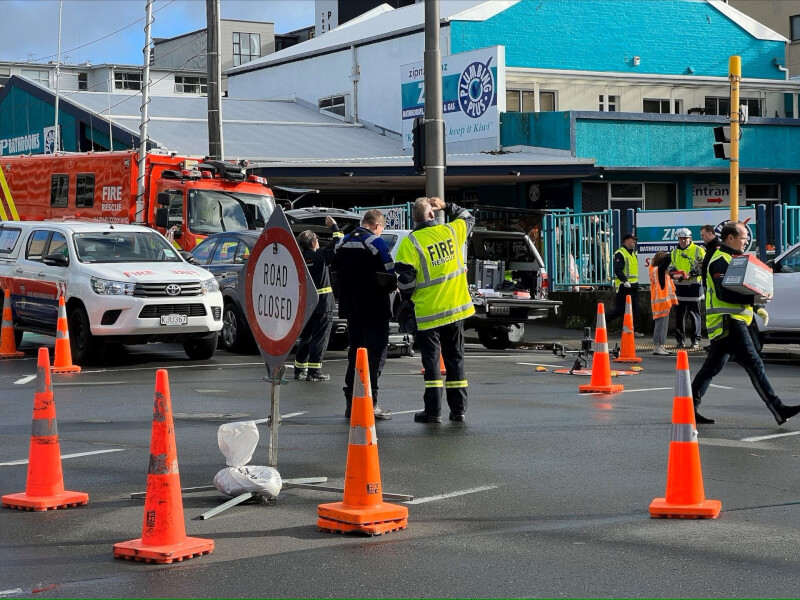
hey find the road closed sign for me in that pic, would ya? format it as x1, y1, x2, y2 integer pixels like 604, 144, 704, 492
242, 206, 318, 373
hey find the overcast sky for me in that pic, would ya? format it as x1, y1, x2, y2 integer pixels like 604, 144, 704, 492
0, 0, 315, 65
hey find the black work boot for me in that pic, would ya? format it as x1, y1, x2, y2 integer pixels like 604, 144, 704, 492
694, 401, 715, 424
769, 402, 800, 426
414, 411, 441, 423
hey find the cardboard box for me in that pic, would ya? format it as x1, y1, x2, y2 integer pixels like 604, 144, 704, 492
722, 254, 773, 302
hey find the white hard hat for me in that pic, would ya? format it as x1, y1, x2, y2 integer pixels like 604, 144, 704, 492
676, 228, 692, 238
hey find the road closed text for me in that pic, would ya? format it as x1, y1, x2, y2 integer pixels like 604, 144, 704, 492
257, 262, 293, 320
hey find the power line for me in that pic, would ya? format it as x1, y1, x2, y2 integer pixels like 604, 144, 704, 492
16, 0, 177, 64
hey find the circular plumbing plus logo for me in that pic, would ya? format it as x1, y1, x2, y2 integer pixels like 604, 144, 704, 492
458, 57, 494, 119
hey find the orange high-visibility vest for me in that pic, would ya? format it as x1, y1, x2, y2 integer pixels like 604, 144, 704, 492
649, 264, 677, 320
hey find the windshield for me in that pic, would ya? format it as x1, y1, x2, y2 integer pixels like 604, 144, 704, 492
75, 231, 183, 263
188, 189, 274, 233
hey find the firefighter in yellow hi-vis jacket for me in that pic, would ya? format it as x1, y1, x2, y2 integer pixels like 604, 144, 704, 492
395, 197, 475, 424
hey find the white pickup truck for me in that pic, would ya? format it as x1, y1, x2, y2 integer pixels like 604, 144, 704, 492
0, 221, 223, 364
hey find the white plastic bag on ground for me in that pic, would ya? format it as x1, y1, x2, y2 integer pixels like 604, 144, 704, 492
213, 420, 282, 498
213, 465, 282, 497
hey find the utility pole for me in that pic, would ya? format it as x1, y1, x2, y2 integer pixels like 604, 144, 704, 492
206, 0, 224, 160
424, 0, 445, 222
136, 0, 154, 224
729, 55, 741, 222
53, 0, 63, 153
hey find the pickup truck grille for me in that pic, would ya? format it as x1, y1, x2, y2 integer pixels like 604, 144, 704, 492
139, 304, 207, 318
134, 282, 202, 297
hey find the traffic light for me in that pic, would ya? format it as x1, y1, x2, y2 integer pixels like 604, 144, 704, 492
412, 117, 425, 174
713, 126, 731, 160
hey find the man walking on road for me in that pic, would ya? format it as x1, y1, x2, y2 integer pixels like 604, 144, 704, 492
333, 210, 395, 421
395, 197, 475, 423
691, 221, 800, 425
606, 233, 642, 334
669, 228, 705, 348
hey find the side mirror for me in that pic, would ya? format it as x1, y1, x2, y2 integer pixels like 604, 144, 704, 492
155, 207, 169, 229
180, 250, 198, 265
172, 226, 182, 240
43, 252, 69, 267
157, 192, 170, 206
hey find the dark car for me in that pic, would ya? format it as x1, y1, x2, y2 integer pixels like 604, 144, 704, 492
190, 207, 363, 352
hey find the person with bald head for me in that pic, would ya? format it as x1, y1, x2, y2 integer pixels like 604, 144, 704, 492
395, 196, 475, 424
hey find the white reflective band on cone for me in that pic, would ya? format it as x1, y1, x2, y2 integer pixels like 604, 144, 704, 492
595, 342, 609, 353
596, 313, 607, 330
355, 368, 371, 399
349, 425, 377, 446
671, 423, 698, 442
675, 368, 691, 398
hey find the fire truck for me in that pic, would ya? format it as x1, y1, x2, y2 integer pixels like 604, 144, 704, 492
0, 150, 275, 251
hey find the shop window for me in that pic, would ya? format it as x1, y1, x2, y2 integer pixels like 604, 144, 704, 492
506, 89, 553, 112
791, 14, 800, 41
705, 96, 761, 118
78, 72, 88, 90
540, 91, 557, 112
0, 67, 11, 87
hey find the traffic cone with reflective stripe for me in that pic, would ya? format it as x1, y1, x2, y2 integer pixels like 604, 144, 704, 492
113, 370, 214, 563
52, 297, 80, 374
579, 303, 624, 394
649, 351, 721, 519
2, 348, 88, 511
318, 347, 408, 535
0, 289, 24, 359
614, 295, 642, 364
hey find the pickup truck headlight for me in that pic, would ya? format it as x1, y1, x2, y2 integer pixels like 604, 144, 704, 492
201, 277, 219, 294
91, 277, 135, 296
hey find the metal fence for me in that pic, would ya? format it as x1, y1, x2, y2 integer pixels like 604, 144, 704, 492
544, 210, 618, 290
784, 205, 800, 252
351, 203, 412, 230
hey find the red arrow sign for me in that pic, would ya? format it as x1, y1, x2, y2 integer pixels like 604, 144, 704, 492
707, 197, 723, 204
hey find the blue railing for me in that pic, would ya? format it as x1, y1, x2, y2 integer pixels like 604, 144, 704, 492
544, 210, 617, 290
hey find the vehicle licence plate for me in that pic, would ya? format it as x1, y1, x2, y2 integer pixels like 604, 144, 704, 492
160, 314, 188, 326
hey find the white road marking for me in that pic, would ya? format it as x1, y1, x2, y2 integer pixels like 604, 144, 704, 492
53, 381, 126, 387
0, 448, 124, 466
13, 375, 36, 385
517, 362, 567, 368
194, 389, 228, 393
404, 485, 498, 505
710, 383, 735, 390
0, 589, 23, 597
252, 412, 306, 424
741, 431, 800, 442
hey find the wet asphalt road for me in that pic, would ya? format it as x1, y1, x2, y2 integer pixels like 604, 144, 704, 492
1, 332, 800, 598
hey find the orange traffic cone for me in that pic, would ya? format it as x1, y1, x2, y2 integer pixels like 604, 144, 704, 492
113, 370, 214, 563
0, 289, 24, 359
2, 348, 89, 511
52, 297, 80, 374
614, 295, 642, 364
579, 303, 624, 394
420, 353, 447, 376
318, 347, 408, 535
649, 351, 721, 519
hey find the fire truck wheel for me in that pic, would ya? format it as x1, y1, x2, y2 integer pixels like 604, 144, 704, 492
68, 305, 101, 365
184, 332, 218, 360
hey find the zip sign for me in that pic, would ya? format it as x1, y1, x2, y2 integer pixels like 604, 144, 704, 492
242, 206, 318, 373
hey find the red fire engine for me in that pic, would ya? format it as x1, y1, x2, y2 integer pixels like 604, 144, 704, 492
0, 150, 275, 251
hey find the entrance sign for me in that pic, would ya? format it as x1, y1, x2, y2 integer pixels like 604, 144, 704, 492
692, 184, 746, 208
242, 206, 318, 374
